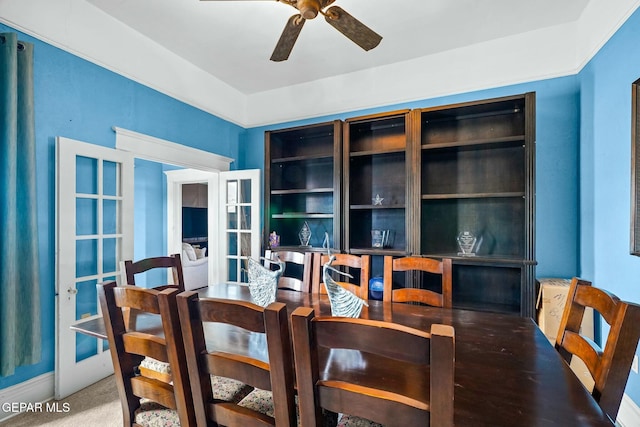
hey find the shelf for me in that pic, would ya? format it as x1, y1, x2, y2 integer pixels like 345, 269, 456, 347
422, 253, 533, 266
270, 245, 328, 253
349, 248, 407, 256
422, 192, 525, 200
422, 135, 525, 151
271, 188, 333, 195
272, 213, 334, 219
350, 204, 406, 210
271, 154, 334, 163
350, 147, 406, 157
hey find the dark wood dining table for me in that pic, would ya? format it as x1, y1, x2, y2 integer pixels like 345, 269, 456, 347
73, 283, 614, 426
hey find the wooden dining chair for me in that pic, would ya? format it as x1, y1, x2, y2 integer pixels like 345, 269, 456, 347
383, 256, 453, 308
123, 253, 185, 291
122, 253, 185, 331
555, 277, 640, 420
291, 306, 455, 427
177, 291, 298, 427
312, 253, 371, 299
97, 281, 195, 426
265, 249, 313, 292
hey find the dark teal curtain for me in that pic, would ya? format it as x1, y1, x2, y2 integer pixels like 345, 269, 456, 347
0, 32, 41, 376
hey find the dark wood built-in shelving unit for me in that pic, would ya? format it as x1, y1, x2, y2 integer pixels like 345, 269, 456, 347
413, 93, 536, 316
344, 110, 411, 258
264, 93, 536, 317
264, 121, 342, 251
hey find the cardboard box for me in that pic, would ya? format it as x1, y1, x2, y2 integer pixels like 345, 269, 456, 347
536, 278, 595, 391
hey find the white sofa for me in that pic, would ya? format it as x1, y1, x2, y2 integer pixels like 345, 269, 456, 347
181, 242, 208, 290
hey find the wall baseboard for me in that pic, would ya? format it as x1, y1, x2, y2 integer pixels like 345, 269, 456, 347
0, 372, 54, 422
617, 393, 640, 427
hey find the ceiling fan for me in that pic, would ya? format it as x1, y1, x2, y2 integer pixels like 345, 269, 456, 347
200, 0, 383, 62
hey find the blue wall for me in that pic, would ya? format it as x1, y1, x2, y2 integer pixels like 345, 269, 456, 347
578, 7, 640, 402
0, 22, 244, 389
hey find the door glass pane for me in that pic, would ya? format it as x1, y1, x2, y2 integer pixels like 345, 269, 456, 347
240, 206, 251, 230
76, 239, 98, 278
228, 232, 238, 256
76, 279, 98, 320
227, 211, 238, 229
240, 179, 251, 203
103, 238, 118, 275
75, 278, 98, 363
228, 258, 238, 282
240, 232, 251, 257
103, 161, 119, 197
240, 260, 248, 283
76, 198, 97, 235
227, 180, 238, 207
76, 156, 97, 195
103, 199, 118, 234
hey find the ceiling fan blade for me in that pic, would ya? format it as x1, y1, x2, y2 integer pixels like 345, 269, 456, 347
271, 14, 305, 62
324, 6, 382, 51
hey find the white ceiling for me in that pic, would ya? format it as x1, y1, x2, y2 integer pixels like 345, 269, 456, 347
1, 0, 639, 126
86, 0, 589, 94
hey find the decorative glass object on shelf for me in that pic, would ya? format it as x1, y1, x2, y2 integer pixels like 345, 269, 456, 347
372, 194, 384, 205
457, 231, 483, 256
269, 231, 280, 249
371, 229, 392, 248
323, 255, 368, 318
247, 257, 284, 307
299, 221, 311, 247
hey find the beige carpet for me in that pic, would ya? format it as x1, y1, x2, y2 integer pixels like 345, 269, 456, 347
0, 376, 121, 427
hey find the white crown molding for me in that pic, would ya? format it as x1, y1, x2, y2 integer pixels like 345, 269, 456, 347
113, 127, 233, 172
575, 0, 640, 71
0, 0, 638, 127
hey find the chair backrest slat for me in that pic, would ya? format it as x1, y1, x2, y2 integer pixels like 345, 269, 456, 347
383, 256, 453, 308
123, 253, 185, 291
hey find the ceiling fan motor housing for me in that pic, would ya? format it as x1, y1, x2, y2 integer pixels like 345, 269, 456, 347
297, 0, 322, 19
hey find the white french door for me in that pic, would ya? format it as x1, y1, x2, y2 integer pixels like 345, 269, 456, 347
55, 137, 134, 398
220, 170, 260, 284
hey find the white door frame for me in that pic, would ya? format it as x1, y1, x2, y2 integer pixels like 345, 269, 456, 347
115, 127, 234, 284
165, 169, 221, 284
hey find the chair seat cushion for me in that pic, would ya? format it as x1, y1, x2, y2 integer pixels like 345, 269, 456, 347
133, 378, 251, 426
212, 376, 253, 402
238, 388, 275, 418
238, 388, 300, 424
338, 413, 384, 427
140, 357, 171, 374
134, 400, 180, 427
139, 358, 248, 401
